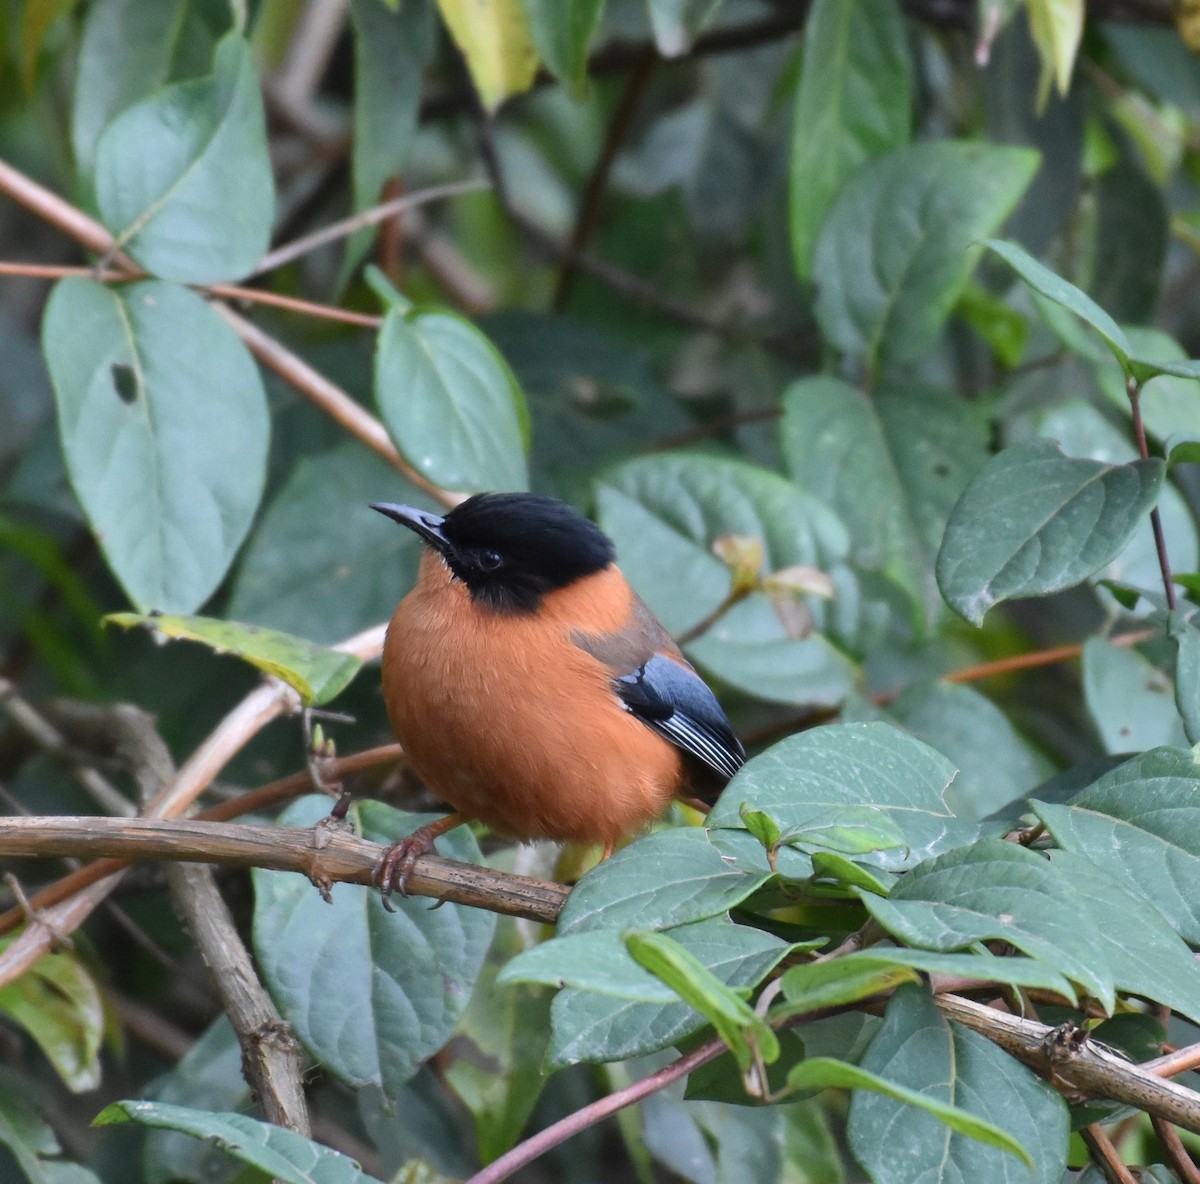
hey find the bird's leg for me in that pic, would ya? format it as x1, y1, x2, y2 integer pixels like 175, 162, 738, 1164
600, 840, 615, 861
375, 812, 466, 910
680, 796, 712, 816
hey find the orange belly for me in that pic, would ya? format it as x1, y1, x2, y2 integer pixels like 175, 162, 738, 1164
381, 557, 684, 845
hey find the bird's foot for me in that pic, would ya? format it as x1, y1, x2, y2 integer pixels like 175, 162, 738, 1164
375, 812, 464, 911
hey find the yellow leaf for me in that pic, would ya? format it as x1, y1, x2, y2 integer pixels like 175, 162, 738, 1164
436, 0, 540, 112
1179, 0, 1200, 53
1026, 0, 1083, 102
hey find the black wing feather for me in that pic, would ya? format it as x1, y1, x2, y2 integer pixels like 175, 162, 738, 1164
616, 655, 745, 783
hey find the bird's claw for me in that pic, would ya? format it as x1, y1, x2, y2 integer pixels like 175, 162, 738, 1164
375, 832, 434, 911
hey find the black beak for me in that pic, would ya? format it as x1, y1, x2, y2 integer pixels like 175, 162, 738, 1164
370, 503, 451, 554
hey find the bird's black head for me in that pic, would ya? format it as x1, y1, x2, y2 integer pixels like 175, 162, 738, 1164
371, 493, 616, 613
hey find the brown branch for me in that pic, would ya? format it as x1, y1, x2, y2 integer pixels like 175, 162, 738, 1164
0, 624, 386, 985
0, 157, 463, 509
1080, 1124, 1138, 1184
249, 178, 489, 277
553, 49, 658, 311
936, 995, 1200, 1135
1152, 1116, 1200, 1184
1148, 1042, 1200, 1079
168, 861, 311, 1133
0, 815, 570, 924
0, 741, 405, 937
0, 678, 133, 816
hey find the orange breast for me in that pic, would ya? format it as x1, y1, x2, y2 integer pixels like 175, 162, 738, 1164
380, 554, 685, 845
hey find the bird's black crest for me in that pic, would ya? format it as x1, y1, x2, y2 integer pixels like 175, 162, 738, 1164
440, 493, 615, 612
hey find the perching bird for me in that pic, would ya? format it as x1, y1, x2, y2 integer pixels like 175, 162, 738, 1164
370, 493, 745, 899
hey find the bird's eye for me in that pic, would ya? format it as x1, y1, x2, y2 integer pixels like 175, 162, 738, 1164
478, 549, 503, 571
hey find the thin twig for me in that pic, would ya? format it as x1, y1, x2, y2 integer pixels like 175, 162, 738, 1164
0, 625, 386, 985
1080, 1124, 1138, 1184
249, 179, 489, 277
1145, 1042, 1200, 1078
475, 116, 741, 340
464, 1037, 727, 1184
936, 994, 1200, 1135
553, 49, 658, 310
1128, 377, 1177, 610
0, 678, 133, 817
213, 304, 462, 508
1152, 1116, 1200, 1184
0, 741, 405, 937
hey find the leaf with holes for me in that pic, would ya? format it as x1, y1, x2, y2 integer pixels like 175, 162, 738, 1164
42, 277, 268, 613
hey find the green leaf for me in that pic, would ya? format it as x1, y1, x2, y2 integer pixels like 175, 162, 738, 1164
1092, 155, 1168, 324
936, 438, 1164, 626
485, 311, 691, 503
42, 277, 268, 614
782, 377, 927, 625
556, 828, 776, 935
800, 947, 1075, 998
1027, 0, 1083, 99
227, 444, 435, 644
643, 0, 721, 56
1045, 849, 1200, 1024
346, 0, 436, 277
375, 308, 529, 493
778, 956, 921, 1017
1030, 400, 1198, 602
982, 237, 1133, 374
104, 613, 362, 706
0, 1067, 102, 1184
252, 798, 496, 1099
1174, 621, 1200, 744
956, 281, 1029, 368
596, 454, 857, 706
95, 1100, 386, 1184
1031, 748, 1200, 944
813, 143, 1038, 375
1083, 637, 1187, 753
71, 0, 224, 182
626, 931, 780, 1071
739, 804, 782, 852
0, 945, 103, 1092
859, 840, 1114, 1007
846, 986, 1057, 1177
143, 1018, 250, 1184
442, 961, 550, 1162
810, 851, 895, 897
94, 33, 274, 282
518, 0, 604, 96
435, 0, 539, 111
708, 722, 976, 868
508, 918, 791, 1069
1093, 327, 1200, 445
789, 0, 911, 278
882, 680, 1052, 821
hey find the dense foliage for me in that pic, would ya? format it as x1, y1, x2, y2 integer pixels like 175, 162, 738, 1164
5, 0, 1200, 1181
